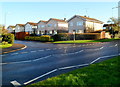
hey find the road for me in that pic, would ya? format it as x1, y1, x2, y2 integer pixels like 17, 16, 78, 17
1, 40, 120, 86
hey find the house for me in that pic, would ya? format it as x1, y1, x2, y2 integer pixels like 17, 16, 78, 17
7, 25, 15, 33
25, 22, 38, 34
15, 24, 25, 33
37, 20, 47, 35
46, 18, 68, 35
67, 15, 104, 33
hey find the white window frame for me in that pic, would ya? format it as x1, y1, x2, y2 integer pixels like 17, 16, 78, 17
77, 21, 83, 26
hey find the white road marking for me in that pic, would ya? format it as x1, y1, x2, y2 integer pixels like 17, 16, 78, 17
11, 81, 21, 87
24, 69, 58, 85
60, 50, 83, 56
21, 52, 28, 54
46, 49, 51, 51
11, 53, 19, 55
58, 63, 89, 70
90, 58, 101, 64
53, 48, 57, 50
33, 55, 52, 61
115, 44, 118, 46
72, 46, 76, 47
100, 47, 104, 49
38, 50, 44, 51
30, 51, 36, 53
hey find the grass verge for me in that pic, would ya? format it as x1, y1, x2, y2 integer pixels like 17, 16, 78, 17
53, 39, 120, 43
0, 43, 12, 48
26, 56, 120, 86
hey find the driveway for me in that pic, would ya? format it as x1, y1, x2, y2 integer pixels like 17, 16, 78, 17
1, 40, 120, 86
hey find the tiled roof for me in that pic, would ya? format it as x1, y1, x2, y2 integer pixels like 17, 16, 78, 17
8, 26, 15, 28
79, 16, 103, 23
68, 15, 103, 23
16, 24, 25, 27
38, 20, 47, 23
27, 22, 38, 26
48, 18, 67, 23
40, 20, 47, 23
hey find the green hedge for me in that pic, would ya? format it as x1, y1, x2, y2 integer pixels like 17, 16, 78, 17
25, 35, 53, 42
2, 33, 14, 44
52, 33, 100, 41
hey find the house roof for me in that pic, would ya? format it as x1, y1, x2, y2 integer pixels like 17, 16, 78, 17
8, 25, 15, 28
67, 15, 104, 24
27, 22, 38, 26
38, 20, 47, 23
16, 24, 25, 27
47, 18, 67, 23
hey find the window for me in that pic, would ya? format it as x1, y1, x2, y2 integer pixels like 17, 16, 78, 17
48, 24, 52, 27
54, 24, 57, 27
38, 25, 41, 28
41, 25, 45, 28
77, 21, 83, 26
69, 22, 73, 26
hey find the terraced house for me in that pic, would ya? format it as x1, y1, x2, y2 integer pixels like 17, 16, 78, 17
7, 25, 15, 33
68, 15, 104, 33
25, 22, 38, 35
46, 18, 68, 35
15, 24, 25, 33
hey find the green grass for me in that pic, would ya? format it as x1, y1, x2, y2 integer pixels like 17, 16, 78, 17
0, 43, 12, 48
53, 39, 120, 43
26, 56, 120, 86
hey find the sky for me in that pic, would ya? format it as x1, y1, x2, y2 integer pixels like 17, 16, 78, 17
0, 1, 119, 28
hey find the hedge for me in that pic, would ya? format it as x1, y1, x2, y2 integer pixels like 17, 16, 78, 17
2, 33, 14, 44
52, 33, 100, 41
25, 35, 53, 42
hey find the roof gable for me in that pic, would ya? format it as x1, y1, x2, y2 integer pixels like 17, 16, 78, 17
16, 24, 25, 27
26, 22, 38, 26
67, 15, 103, 24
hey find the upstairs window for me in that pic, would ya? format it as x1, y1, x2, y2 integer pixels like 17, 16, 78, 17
54, 24, 57, 27
77, 21, 83, 26
41, 25, 45, 28
48, 24, 52, 27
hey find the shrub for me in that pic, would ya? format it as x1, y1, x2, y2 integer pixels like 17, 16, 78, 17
52, 33, 100, 41
2, 33, 14, 44
2, 41, 8, 45
25, 35, 52, 42
40, 35, 51, 42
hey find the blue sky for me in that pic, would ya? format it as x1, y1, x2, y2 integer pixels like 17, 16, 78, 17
1, 2, 119, 27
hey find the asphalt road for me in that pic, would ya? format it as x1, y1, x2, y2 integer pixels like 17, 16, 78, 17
1, 40, 120, 86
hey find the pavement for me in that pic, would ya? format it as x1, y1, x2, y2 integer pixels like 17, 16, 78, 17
1, 40, 120, 87
0, 44, 26, 54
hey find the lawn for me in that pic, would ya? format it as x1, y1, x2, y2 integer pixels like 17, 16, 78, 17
53, 39, 120, 43
0, 43, 12, 48
26, 56, 120, 86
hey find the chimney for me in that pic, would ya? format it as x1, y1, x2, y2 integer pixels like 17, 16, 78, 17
64, 18, 66, 21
